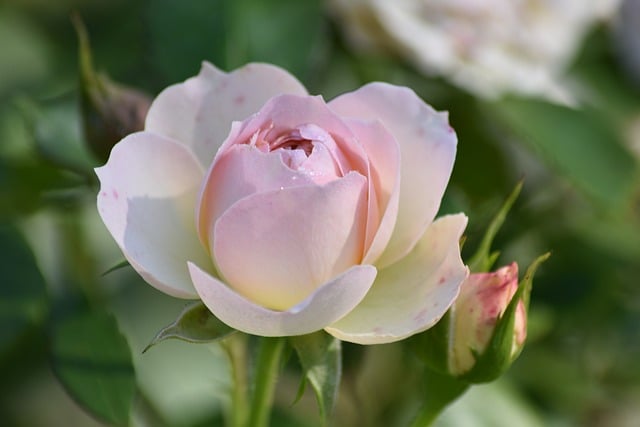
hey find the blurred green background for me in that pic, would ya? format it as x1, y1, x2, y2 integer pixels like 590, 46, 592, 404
1, 0, 639, 426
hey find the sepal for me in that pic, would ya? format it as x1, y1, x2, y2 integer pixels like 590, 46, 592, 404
144, 302, 234, 352
290, 331, 342, 425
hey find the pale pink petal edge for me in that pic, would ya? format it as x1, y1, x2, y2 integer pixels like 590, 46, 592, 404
325, 213, 468, 344
96, 132, 209, 299
329, 82, 457, 269
189, 263, 377, 337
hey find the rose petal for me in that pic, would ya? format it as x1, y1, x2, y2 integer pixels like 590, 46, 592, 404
196, 94, 371, 250
329, 82, 457, 268
325, 213, 468, 344
212, 172, 368, 310
222, 94, 370, 177
343, 118, 401, 264
197, 144, 317, 245
145, 62, 308, 167
189, 262, 377, 336
96, 132, 211, 298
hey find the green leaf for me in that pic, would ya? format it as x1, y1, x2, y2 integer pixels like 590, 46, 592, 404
0, 9, 50, 96
490, 97, 638, 210
0, 155, 80, 218
17, 97, 98, 177
468, 181, 522, 273
0, 224, 48, 357
51, 308, 135, 425
101, 259, 130, 276
290, 331, 341, 425
519, 252, 552, 312
144, 302, 234, 352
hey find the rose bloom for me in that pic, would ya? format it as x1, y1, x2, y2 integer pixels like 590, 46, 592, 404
329, 0, 620, 101
96, 62, 468, 344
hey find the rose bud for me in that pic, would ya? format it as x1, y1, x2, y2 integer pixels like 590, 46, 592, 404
73, 14, 151, 162
412, 261, 542, 383
448, 263, 526, 381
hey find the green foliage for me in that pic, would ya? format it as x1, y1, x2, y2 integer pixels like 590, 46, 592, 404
51, 308, 135, 425
290, 332, 342, 425
0, 225, 48, 358
101, 259, 130, 276
144, 302, 235, 352
19, 97, 98, 177
467, 181, 523, 273
409, 312, 451, 375
148, 0, 323, 82
490, 97, 639, 210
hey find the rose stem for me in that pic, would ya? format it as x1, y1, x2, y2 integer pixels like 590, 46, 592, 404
222, 333, 250, 427
248, 337, 286, 427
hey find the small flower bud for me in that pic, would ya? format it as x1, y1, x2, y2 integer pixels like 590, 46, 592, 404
412, 253, 549, 384
448, 263, 525, 379
73, 14, 151, 162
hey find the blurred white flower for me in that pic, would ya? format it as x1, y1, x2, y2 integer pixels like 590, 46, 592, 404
329, 0, 620, 101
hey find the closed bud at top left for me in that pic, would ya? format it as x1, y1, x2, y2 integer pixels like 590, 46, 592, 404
73, 14, 151, 162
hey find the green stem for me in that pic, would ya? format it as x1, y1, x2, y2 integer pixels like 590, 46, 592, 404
248, 337, 285, 427
410, 368, 469, 427
222, 333, 250, 427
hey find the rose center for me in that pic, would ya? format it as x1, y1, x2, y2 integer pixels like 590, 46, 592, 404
247, 123, 347, 183
271, 136, 314, 156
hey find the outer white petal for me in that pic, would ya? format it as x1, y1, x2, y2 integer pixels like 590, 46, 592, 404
189, 263, 377, 336
325, 214, 468, 344
329, 82, 457, 268
96, 132, 211, 298
145, 62, 308, 166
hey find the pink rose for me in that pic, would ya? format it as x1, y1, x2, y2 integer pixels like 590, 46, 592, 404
449, 263, 526, 375
96, 62, 468, 344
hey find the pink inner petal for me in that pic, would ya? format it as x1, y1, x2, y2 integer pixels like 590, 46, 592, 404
342, 118, 401, 264
212, 172, 368, 310
329, 82, 457, 268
